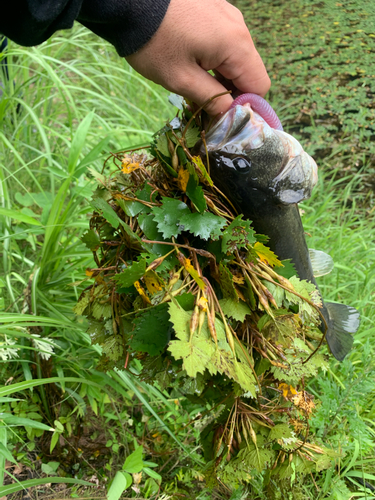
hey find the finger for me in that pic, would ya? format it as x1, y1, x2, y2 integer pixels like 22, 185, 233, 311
216, 42, 271, 97
172, 67, 234, 117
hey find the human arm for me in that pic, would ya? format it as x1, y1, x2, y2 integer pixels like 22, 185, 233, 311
0, 0, 270, 116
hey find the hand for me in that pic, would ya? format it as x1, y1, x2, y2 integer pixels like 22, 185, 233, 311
126, 0, 271, 117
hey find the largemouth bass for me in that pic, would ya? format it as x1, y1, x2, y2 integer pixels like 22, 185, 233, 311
202, 103, 360, 361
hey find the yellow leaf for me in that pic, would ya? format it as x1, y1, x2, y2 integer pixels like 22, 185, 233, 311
122, 161, 141, 174
177, 168, 190, 192
232, 275, 245, 284
143, 270, 164, 295
278, 382, 298, 399
85, 269, 93, 277
197, 296, 208, 312
122, 154, 142, 174
178, 255, 206, 290
192, 156, 214, 186
134, 281, 151, 304
254, 242, 282, 267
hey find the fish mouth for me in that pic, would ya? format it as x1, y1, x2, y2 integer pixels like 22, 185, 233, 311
204, 104, 318, 205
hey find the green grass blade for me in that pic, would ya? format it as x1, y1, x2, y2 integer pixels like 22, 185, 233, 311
0, 477, 93, 496
0, 208, 42, 226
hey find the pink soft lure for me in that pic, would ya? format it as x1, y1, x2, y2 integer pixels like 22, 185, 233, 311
230, 93, 283, 131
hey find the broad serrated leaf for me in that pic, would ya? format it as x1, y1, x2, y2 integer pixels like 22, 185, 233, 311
102, 336, 124, 361
171, 125, 201, 148
114, 259, 147, 288
92, 301, 112, 320
81, 229, 100, 251
91, 197, 120, 229
73, 292, 90, 316
169, 337, 215, 377
167, 301, 191, 342
151, 197, 191, 239
219, 298, 252, 322
268, 423, 294, 441
179, 212, 226, 240
130, 303, 171, 356
254, 242, 282, 267
221, 215, 256, 253
239, 445, 275, 473
284, 276, 321, 323
208, 349, 256, 395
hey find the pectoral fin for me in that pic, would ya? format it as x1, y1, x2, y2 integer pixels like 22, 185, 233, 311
325, 302, 360, 361
309, 249, 334, 277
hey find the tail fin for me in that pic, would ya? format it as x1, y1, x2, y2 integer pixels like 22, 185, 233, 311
325, 302, 360, 361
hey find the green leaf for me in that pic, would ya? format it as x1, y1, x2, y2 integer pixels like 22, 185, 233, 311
0, 208, 42, 226
81, 229, 100, 251
156, 133, 170, 157
185, 163, 207, 213
274, 259, 297, 279
123, 446, 144, 473
41, 461, 60, 475
143, 467, 162, 482
91, 197, 120, 229
221, 215, 256, 253
114, 259, 147, 288
178, 212, 226, 240
108, 471, 132, 500
118, 199, 144, 217
130, 303, 171, 355
138, 213, 162, 240
175, 293, 195, 311
219, 299, 252, 322
151, 197, 191, 238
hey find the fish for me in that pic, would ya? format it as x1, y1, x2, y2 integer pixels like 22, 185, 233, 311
202, 103, 360, 361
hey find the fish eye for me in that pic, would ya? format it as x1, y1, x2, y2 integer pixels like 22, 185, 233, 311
232, 157, 251, 172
